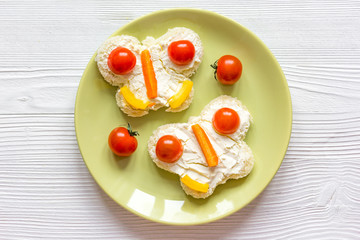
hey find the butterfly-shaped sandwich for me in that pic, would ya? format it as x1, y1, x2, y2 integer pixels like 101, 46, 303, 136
96, 27, 203, 117
148, 95, 255, 198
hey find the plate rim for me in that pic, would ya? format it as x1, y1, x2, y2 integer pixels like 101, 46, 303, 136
74, 8, 293, 225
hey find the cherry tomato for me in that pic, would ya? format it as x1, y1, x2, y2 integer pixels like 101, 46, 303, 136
211, 55, 242, 85
156, 135, 183, 163
212, 108, 240, 134
107, 47, 136, 75
108, 124, 138, 157
168, 40, 195, 65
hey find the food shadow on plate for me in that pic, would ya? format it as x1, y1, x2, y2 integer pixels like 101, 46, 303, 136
106, 147, 132, 169
114, 155, 132, 169
102, 130, 132, 170
153, 163, 179, 183
178, 173, 254, 219
217, 81, 236, 96
121, 106, 194, 131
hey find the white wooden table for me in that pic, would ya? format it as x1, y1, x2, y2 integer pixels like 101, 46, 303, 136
1, 1, 359, 239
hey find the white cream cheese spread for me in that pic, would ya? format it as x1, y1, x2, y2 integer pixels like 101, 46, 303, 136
148, 95, 254, 198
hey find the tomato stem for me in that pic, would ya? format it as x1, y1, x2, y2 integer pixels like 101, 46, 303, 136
210, 60, 218, 81
127, 123, 139, 137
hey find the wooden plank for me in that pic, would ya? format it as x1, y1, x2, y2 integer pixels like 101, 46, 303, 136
0, 114, 359, 239
0, 0, 360, 238
0, 65, 359, 113
0, 1, 359, 69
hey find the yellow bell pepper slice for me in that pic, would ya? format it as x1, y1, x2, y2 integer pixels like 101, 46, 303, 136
168, 80, 193, 109
181, 175, 209, 193
120, 86, 153, 110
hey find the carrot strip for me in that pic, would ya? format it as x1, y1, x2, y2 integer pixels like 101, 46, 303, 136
191, 124, 219, 167
141, 49, 157, 99
181, 175, 209, 193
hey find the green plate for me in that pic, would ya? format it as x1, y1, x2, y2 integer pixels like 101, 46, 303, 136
75, 9, 292, 225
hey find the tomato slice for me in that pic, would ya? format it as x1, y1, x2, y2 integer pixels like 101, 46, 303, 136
212, 108, 240, 134
168, 40, 195, 65
156, 135, 183, 163
108, 47, 136, 75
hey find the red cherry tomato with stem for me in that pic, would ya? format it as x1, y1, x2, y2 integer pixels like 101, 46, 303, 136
156, 135, 183, 163
168, 40, 195, 65
108, 123, 138, 157
211, 55, 242, 85
212, 108, 240, 134
108, 47, 136, 75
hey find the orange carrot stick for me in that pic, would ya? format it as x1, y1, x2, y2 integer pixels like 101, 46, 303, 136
191, 124, 219, 167
141, 49, 157, 99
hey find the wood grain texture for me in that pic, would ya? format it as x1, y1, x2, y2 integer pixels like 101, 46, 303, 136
0, 0, 360, 239
0, 114, 359, 239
